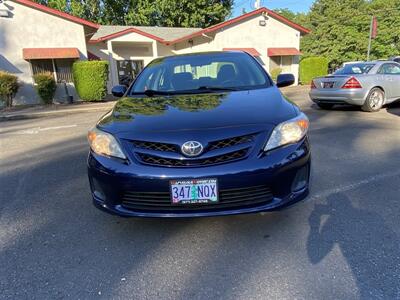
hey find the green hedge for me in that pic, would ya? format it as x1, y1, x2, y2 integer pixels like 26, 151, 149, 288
299, 57, 329, 85
33, 72, 57, 104
0, 71, 19, 107
73, 61, 108, 101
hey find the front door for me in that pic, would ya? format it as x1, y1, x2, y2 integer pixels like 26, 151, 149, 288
385, 63, 400, 99
117, 60, 144, 86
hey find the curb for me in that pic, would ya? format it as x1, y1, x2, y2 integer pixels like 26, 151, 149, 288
0, 104, 115, 122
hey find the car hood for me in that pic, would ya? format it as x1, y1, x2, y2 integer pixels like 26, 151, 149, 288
98, 87, 297, 135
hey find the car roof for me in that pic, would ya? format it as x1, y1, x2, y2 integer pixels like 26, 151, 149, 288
345, 61, 398, 66
370, 60, 398, 64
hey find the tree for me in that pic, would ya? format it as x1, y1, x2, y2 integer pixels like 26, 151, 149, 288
300, 0, 369, 68
273, 8, 309, 29
366, 0, 400, 59
300, 0, 400, 68
70, 0, 102, 23
125, 0, 233, 27
33, 0, 233, 28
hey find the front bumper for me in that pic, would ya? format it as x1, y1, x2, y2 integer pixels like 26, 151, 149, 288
309, 89, 368, 106
87, 138, 311, 218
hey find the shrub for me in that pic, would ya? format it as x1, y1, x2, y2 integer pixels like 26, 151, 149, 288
73, 61, 109, 101
0, 71, 19, 107
299, 57, 329, 85
33, 72, 57, 104
270, 67, 282, 81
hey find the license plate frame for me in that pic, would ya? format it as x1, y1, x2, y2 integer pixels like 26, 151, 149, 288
170, 179, 219, 205
323, 82, 335, 88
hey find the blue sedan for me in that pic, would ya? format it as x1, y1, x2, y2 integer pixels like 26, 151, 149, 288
87, 51, 311, 218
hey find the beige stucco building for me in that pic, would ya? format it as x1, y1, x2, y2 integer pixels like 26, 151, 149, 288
0, 0, 309, 104
0, 0, 98, 104
89, 8, 309, 92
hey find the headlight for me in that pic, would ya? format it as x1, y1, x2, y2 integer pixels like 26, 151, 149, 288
264, 113, 309, 152
87, 127, 126, 159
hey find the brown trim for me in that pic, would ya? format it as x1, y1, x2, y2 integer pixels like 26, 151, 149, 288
12, 0, 99, 29
89, 7, 310, 44
166, 8, 310, 45
90, 28, 168, 44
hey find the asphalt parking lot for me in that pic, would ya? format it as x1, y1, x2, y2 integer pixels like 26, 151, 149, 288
1, 87, 399, 299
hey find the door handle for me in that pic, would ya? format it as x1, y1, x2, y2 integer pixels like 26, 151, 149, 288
385, 76, 393, 81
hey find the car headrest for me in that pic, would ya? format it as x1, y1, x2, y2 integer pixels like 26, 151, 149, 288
217, 65, 236, 82
171, 72, 195, 90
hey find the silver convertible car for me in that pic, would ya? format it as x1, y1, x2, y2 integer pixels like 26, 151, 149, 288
309, 61, 400, 112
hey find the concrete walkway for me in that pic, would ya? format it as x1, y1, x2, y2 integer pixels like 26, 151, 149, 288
0, 101, 116, 121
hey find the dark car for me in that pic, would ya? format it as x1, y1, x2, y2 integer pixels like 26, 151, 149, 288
87, 51, 311, 218
390, 56, 400, 63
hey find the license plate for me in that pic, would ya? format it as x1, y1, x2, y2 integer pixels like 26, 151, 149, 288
170, 179, 218, 205
323, 82, 335, 88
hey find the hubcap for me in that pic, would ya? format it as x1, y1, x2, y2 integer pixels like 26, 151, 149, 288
370, 91, 383, 109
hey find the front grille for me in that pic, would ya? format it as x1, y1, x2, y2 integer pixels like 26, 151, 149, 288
132, 141, 178, 153
133, 134, 255, 154
208, 134, 255, 151
138, 149, 248, 167
121, 185, 274, 211
132, 133, 257, 167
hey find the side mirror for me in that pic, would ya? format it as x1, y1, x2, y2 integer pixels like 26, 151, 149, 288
276, 74, 295, 88
111, 85, 127, 97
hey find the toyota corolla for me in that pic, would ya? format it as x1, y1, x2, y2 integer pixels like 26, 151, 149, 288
87, 51, 311, 218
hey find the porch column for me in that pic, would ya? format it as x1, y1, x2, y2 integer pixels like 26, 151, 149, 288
107, 41, 118, 90
152, 41, 158, 59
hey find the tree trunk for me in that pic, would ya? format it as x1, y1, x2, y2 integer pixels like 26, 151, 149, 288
6, 96, 13, 108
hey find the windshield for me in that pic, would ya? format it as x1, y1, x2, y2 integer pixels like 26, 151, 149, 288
334, 63, 375, 75
130, 52, 271, 95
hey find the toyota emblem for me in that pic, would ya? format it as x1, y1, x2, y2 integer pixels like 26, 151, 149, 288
181, 141, 204, 157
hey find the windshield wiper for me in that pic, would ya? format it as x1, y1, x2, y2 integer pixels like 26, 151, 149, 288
136, 87, 238, 97
141, 89, 171, 97
197, 86, 239, 92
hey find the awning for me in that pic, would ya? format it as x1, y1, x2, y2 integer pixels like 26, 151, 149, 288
23, 48, 80, 60
223, 48, 261, 57
267, 48, 302, 57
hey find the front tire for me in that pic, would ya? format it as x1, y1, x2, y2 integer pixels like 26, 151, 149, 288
362, 88, 384, 112
317, 103, 335, 110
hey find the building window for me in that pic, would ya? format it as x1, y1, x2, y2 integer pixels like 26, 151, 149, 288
55, 59, 75, 83
269, 56, 293, 73
30, 59, 75, 83
31, 59, 53, 75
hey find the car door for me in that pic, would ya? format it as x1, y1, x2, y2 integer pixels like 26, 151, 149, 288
387, 64, 400, 98
378, 63, 400, 99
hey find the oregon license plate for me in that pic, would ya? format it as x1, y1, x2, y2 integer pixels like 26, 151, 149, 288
170, 179, 218, 205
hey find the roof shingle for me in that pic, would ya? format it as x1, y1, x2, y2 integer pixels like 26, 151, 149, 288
91, 26, 202, 42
